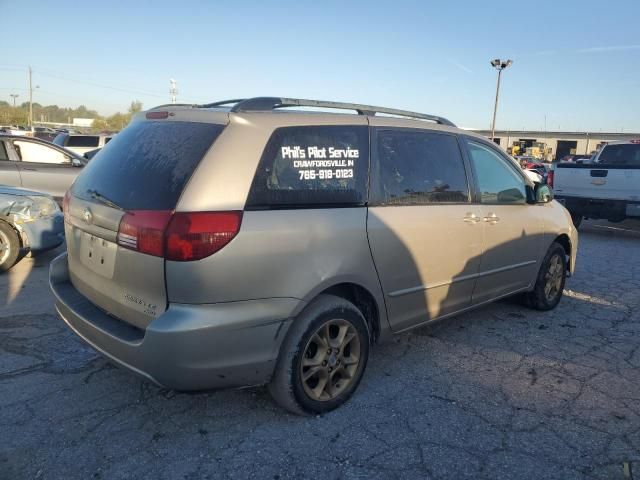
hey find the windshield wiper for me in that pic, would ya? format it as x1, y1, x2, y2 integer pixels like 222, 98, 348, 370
86, 189, 124, 211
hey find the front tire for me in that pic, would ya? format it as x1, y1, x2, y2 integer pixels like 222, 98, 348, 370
0, 222, 21, 272
523, 242, 567, 311
269, 294, 370, 415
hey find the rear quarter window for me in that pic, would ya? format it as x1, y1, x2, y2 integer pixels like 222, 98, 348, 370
246, 125, 369, 208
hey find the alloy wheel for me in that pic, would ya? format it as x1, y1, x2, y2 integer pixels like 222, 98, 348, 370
300, 319, 361, 402
544, 254, 564, 301
0, 230, 10, 265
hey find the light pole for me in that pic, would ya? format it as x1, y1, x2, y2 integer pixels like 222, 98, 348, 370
9, 94, 19, 107
28, 66, 40, 128
490, 58, 513, 141
169, 79, 177, 104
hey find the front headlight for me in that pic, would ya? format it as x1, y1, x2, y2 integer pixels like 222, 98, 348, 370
28, 195, 60, 218
8, 196, 60, 221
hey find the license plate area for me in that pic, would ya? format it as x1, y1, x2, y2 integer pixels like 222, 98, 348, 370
79, 232, 117, 278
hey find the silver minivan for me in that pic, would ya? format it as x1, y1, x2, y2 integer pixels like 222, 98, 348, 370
50, 97, 578, 414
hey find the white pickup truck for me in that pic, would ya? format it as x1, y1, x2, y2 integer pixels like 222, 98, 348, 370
551, 139, 640, 227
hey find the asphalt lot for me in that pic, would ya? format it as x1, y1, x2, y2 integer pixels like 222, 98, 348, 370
1, 219, 639, 480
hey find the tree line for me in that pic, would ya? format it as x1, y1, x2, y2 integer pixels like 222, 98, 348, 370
0, 100, 143, 132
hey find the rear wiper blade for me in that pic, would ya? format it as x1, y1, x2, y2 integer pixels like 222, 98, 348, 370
86, 189, 124, 211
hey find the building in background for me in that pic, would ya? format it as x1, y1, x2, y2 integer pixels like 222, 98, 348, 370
472, 129, 640, 162
72, 118, 94, 128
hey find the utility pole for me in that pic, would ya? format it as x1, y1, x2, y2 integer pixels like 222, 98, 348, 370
27, 66, 39, 128
9, 94, 19, 107
28, 66, 33, 127
169, 79, 177, 104
490, 59, 513, 141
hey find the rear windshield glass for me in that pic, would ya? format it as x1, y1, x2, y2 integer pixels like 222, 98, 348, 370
72, 121, 224, 210
246, 125, 369, 208
67, 136, 100, 147
598, 144, 640, 166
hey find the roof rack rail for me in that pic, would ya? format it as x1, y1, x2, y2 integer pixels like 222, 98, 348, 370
224, 97, 455, 127
149, 103, 198, 109
198, 99, 246, 109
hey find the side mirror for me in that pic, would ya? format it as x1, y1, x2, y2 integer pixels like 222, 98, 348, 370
71, 158, 83, 167
535, 184, 553, 203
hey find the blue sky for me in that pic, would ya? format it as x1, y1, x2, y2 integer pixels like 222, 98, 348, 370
2, 0, 639, 131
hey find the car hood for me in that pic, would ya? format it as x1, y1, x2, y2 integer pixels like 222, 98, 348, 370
0, 185, 52, 198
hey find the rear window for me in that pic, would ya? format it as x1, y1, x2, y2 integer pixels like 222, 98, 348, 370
72, 121, 224, 210
598, 144, 640, 166
246, 125, 369, 208
67, 136, 100, 148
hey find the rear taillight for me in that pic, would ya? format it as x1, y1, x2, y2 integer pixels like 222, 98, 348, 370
117, 210, 172, 257
116, 210, 242, 261
166, 211, 243, 261
547, 170, 554, 188
62, 190, 71, 223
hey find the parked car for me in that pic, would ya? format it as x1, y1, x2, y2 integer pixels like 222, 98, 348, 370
52, 133, 113, 156
0, 134, 87, 201
552, 139, 640, 227
50, 97, 578, 414
0, 125, 30, 136
33, 126, 58, 142
515, 156, 549, 183
0, 186, 64, 271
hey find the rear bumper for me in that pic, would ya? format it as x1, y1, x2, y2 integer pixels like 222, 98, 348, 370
49, 253, 296, 390
555, 195, 640, 220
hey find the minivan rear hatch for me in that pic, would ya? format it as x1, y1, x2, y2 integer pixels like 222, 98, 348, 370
66, 115, 226, 329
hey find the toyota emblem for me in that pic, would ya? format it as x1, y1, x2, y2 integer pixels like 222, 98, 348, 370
83, 208, 93, 225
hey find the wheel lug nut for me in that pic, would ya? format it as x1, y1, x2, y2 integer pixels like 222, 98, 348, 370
322, 361, 327, 366
327, 349, 331, 354
329, 367, 333, 372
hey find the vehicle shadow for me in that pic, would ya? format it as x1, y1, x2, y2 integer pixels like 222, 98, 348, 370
1, 242, 65, 314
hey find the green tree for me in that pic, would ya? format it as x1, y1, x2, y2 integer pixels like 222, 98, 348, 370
128, 100, 143, 114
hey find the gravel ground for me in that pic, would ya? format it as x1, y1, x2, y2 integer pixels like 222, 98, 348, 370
1, 220, 639, 480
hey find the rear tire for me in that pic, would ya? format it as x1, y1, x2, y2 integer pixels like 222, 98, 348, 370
0, 222, 21, 272
523, 242, 567, 311
269, 294, 370, 415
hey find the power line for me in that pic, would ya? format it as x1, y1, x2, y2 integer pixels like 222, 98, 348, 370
35, 68, 201, 102
2, 64, 201, 102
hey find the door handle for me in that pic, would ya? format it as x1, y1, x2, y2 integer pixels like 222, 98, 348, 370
463, 213, 481, 224
22, 167, 37, 171
484, 213, 500, 224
